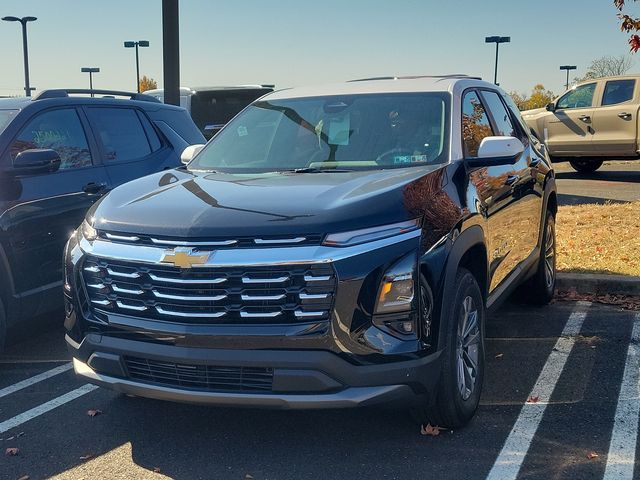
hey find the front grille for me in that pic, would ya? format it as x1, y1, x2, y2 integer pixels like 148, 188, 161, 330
81, 256, 336, 324
124, 356, 273, 392
97, 231, 324, 248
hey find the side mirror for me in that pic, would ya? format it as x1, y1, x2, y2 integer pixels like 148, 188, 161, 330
13, 149, 61, 175
545, 102, 556, 112
467, 136, 525, 167
180, 144, 205, 164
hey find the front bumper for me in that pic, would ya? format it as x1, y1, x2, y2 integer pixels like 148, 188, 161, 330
67, 333, 442, 408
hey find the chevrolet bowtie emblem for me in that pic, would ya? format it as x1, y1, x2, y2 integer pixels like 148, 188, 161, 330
161, 247, 210, 268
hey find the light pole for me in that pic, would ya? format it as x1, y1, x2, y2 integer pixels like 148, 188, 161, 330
485, 36, 510, 85
559, 65, 577, 91
124, 40, 149, 93
81, 67, 100, 96
2, 16, 37, 97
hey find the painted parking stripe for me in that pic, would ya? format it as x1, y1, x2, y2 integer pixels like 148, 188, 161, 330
0, 384, 98, 433
603, 312, 640, 479
0, 362, 73, 399
485, 302, 590, 480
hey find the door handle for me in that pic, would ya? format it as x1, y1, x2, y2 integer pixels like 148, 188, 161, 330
504, 175, 520, 186
83, 182, 108, 195
618, 112, 632, 119
578, 115, 591, 122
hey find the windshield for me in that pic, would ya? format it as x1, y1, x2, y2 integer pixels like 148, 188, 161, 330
188, 93, 450, 173
0, 109, 19, 134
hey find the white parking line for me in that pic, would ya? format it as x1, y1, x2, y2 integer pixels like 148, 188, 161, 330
0, 384, 98, 433
603, 312, 640, 480
0, 362, 73, 398
486, 302, 590, 480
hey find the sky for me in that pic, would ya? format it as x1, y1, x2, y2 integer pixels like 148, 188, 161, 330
0, 0, 636, 98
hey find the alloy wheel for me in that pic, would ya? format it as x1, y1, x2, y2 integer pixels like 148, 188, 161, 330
544, 220, 556, 289
456, 295, 480, 401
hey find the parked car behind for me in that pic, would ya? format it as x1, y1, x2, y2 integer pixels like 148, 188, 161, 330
65, 76, 557, 428
522, 75, 640, 173
0, 89, 205, 348
144, 85, 274, 139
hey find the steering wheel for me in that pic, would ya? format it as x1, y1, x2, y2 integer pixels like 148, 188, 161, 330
375, 148, 419, 166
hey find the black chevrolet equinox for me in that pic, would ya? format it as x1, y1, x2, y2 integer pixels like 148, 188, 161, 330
64, 76, 557, 427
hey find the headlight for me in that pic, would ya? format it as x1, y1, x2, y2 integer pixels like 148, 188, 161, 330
323, 219, 420, 247
80, 219, 97, 242
374, 253, 416, 315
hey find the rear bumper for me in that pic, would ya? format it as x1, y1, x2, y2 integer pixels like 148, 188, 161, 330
67, 333, 442, 409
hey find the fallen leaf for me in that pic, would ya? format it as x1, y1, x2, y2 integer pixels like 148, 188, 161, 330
79, 453, 94, 461
17, 476, 30, 480
16, 432, 25, 438
495, 353, 504, 359
420, 423, 446, 436
153, 467, 161, 474
527, 396, 540, 404
587, 451, 599, 460
245, 475, 254, 480
86, 409, 103, 417
5, 447, 19, 456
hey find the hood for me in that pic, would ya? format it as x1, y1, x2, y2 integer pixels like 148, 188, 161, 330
89, 166, 444, 238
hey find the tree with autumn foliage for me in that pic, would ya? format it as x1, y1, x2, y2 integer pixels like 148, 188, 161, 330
616, 0, 640, 51
509, 84, 556, 111
138, 75, 158, 92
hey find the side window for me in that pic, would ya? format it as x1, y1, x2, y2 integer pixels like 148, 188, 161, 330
136, 111, 162, 151
462, 91, 494, 157
10, 108, 92, 170
481, 91, 516, 137
602, 79, 635, 106
557, 83, 596, 109
500, 92, 531, 145
86, 107, 152, 162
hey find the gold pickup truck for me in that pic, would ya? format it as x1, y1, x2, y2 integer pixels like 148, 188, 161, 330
522, 75, 639, 173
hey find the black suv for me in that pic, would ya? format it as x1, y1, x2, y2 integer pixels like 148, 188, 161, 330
0, 89, 205, 347
65, 77, 557, 427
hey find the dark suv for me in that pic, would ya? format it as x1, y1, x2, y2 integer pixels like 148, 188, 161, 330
65, 77, 557, 427
0, 89, 205, 347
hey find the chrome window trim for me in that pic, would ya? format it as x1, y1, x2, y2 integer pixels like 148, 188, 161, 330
78, 229, 420, 267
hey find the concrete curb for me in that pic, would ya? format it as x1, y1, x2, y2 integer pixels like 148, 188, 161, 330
557, 273, 640, 296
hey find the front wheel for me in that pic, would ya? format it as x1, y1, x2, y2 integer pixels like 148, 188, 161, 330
569, 158, 603, 173
412, 268, 485, 428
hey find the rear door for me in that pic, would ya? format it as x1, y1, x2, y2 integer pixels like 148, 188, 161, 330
543, 82, 598, 155
0, 107, 110, 302
591, 78, 639, 155
84, 106, 177, 187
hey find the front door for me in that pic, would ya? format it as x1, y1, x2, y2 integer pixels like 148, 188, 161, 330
0, 107, 110, 310
592, 79, 639, 156
544, 82, 598, 156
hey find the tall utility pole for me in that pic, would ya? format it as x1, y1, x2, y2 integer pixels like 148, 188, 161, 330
162, 0, 180, 106
485, 36, 510, 85
81, 67, 100, 96
124, 40, 149, 93
559, 65, 577, 91
2, 16, 37, 96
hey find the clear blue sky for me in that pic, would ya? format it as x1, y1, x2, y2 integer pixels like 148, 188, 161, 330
0, 0, 636, 97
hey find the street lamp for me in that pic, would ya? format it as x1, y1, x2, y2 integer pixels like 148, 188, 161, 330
124, 40, 150, 93
485, 36, 510, 85
2, 16, 37, 97
559, 65, 577, 91
81, 67, 100, 96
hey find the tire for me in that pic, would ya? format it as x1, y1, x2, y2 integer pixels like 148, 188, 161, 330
412, 268, 485, 429
520, 211, 556, 305
569, 158, 603, 173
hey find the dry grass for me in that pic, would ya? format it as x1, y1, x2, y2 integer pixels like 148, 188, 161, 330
556, 201, 640, 276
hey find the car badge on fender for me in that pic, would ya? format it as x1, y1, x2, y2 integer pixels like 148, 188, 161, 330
161, 247, 211, 268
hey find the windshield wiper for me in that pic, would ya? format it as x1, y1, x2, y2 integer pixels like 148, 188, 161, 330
281, 167, 352, 173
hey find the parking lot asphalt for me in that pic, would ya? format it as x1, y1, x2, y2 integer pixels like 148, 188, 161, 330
1, 300, 639, 480
555, 160, 640, 206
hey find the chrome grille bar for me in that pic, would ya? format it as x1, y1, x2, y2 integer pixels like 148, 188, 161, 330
299, 292, 329, 300
84, 265, 100, 273
254, 237, 306, 245
294, 310, 325, 318
116, 301, 147, 311
240, 311, 282, 318
148, 273, 227, 284
107, 268, 141, 279
152, 291, 227, 301
106, 233, 140, 242
242, 276, 289, 284
87, 283, 106, 289
304, 275, 331, 282
91, 299, 111, 306
156, 306, 226, 318
112, 285, 144, 295
150, 238, 238, 247
241, 294, 286, 301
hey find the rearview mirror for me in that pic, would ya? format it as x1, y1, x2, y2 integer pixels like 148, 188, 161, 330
180, 144, 205, 164
467, 136, 525, 167
13, 149, 61, 175
545, 102, 556, 112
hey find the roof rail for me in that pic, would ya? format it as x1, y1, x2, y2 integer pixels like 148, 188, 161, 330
33, 89, 162, 103
348, 74, 482, 82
